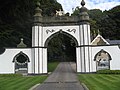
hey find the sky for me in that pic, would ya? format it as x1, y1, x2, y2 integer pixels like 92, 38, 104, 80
57, 0, 120, 13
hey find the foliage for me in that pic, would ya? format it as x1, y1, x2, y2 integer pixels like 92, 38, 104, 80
0, 75, 47, 90
72, 5, 120, 40
0, 0, 62, 47
79, 74, 120, 90
1, 1, 120, 62
41, 0, 62, 16
48, 62, 59, 72
88, 9, 106, 22
0, 74, 22, 77
47, 33, 76, 62
99, 6, 120, 39
71, 6, 80, 16
97, 70, 120, 74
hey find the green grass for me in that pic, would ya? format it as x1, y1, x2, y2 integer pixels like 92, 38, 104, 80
48, 62, 59, 72
0, 74, 47, 90
0, 62, 59, 90
78, 74, 120, 90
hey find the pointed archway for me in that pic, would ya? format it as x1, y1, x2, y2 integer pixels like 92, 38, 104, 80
13, 51, 30, 74
94, 49, 112, 70
45, 31, 78, 72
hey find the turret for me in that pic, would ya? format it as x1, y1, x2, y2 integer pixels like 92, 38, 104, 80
79, 0, 89, 23
33, 1, 42, 25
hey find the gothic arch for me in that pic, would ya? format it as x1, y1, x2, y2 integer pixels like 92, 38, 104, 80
94, 49, 112, 70
44, 31, 79, 47
13, 51, 30, 74
44, 30, 78, 71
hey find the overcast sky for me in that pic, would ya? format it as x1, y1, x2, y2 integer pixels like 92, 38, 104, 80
57, 0, 120, 13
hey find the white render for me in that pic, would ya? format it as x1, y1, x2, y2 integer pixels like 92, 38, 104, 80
32, 24, 91, 74
0, 0, 103, 74
0, 48, 32, 74
91, 45, 120, 72
1, 22, 120, 74
0, 1, 120, 74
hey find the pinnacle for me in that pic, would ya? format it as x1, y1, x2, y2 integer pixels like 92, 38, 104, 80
81, 0, 85, 6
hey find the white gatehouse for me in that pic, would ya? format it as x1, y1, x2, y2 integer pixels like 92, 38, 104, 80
31, 0, 91, 74
0, 0, 120, 74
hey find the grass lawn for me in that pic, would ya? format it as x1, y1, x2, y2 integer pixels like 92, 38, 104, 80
78, 74, 120, 90
0, 74, 47, 90
48, 62, 59, 72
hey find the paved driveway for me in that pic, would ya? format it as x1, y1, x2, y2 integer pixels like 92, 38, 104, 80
34, 62, 84, 90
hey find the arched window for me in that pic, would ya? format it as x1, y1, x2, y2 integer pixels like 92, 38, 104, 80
13, 51, 30, 74
94, 49, 112, 70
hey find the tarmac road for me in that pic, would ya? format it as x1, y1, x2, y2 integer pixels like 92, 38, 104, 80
34, 62, 84, 90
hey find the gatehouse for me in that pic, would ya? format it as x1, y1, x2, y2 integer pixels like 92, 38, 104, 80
0, 0, 120, 74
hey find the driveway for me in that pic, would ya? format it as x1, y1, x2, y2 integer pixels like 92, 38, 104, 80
34, 62, 84, 90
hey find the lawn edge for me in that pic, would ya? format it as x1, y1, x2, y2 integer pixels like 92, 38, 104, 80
29, 83, 41, 90
81, 83, 89, 90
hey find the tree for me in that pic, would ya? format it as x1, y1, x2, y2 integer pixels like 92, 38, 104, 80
99, 5, 120, 39
0, 0, 62, 47
47, 33, 76, 62
72, 5, 120, 40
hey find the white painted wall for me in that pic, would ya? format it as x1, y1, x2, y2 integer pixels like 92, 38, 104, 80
32, 48, 47, 74
76, 47, 81, 72
32, 25, 82, 74
32, 24, 91, 73
42, 25, 80, 46
0, 48, 32, 74
91, 45, 120, 72
79, 25, 91, 45
1, 24, 120, 74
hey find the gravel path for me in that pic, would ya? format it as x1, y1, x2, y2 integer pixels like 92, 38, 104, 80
34, 62, 84, 90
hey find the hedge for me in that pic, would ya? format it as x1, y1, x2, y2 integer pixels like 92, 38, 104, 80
0, 74, 22, 77
97, 69, 120, 74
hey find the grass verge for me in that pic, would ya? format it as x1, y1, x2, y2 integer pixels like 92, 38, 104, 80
0, 74, 47, 90
48, 62, 59, 72
78, 74, 120, 90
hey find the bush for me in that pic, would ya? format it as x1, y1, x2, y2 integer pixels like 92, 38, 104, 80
0, 74, 22, 77
97, 70, 120, 74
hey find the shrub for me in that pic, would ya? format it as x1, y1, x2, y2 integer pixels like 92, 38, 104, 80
0, 74, 22, 77
97, 70, 120, 74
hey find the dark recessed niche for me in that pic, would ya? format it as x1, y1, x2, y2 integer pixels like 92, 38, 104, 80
16, 54, 27, 63
0, 48, 5, 55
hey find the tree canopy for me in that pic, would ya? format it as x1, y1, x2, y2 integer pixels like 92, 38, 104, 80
0, 1, 120, 61
72, 5, 120, 40
0, 0, 62, 47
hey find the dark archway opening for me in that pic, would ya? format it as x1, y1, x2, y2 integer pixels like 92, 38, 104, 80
13, 51, 30, 74
47, 32, 77, 63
